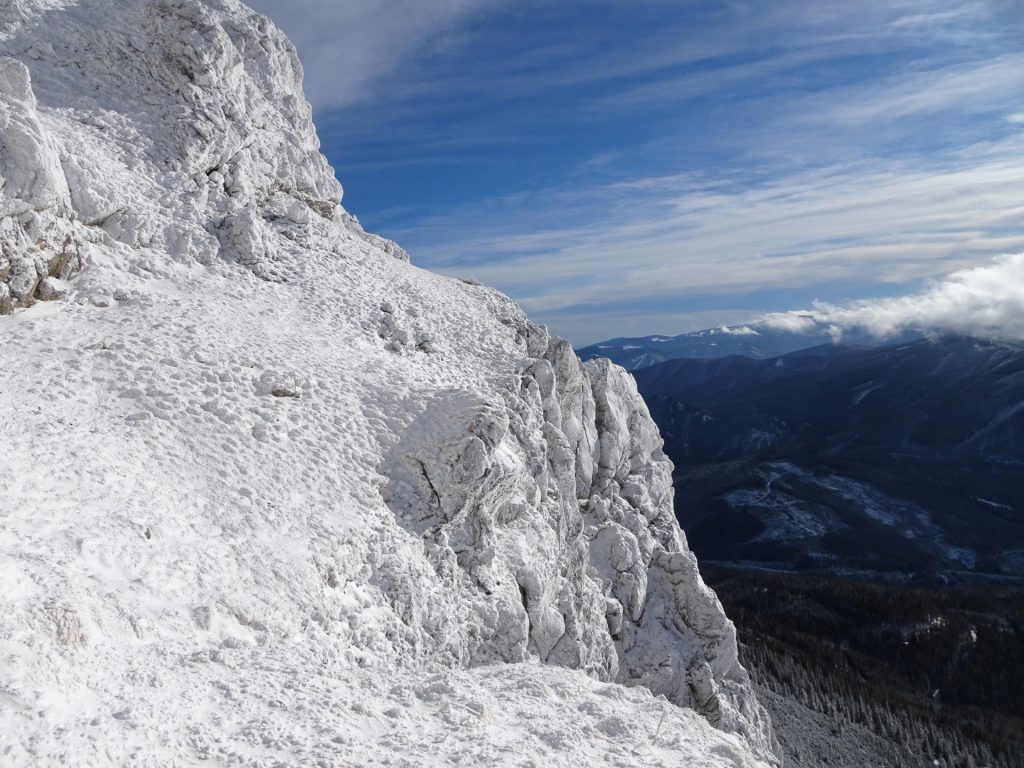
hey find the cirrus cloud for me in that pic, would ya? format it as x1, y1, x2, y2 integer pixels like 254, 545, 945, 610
245, 0, 498, 109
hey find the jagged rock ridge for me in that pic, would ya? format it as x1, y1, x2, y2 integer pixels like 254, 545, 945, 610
0, 1, 778, 764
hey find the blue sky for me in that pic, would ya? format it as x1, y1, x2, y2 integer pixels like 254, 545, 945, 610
248, 0, 1024, 345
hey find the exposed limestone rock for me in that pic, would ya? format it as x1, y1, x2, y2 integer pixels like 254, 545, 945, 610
0, 56, 85, 310
47, 603, 88, 649
35, 275, 66, 301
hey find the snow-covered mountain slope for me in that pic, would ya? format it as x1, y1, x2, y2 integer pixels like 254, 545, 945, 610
0, 1, 778, 765
577, 322, 924, 370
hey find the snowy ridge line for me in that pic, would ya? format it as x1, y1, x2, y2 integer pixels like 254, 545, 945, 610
0, 1, 778, 764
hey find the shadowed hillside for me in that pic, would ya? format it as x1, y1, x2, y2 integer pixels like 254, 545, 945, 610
631, 336, 1024, 582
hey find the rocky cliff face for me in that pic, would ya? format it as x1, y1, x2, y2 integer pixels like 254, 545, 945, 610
0, 2, 778, 764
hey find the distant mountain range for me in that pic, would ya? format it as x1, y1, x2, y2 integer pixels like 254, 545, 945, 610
629, 336, 1024, 583
578, 320, 922, 370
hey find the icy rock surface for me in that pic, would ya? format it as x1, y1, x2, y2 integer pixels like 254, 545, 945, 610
0, 1, 778, 765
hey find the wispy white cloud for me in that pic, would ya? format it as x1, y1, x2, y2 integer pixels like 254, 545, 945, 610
250, 0, 1002, 122
763, 253, 1024, 341
245, 0, 499, 109
809, 53, 1024, 126
399, 137, 1024, 315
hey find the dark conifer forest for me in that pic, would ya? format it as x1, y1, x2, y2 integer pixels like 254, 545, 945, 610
706, 569, 1024, 767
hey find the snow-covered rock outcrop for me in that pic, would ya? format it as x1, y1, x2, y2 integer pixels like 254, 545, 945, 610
0, 1, 779, 765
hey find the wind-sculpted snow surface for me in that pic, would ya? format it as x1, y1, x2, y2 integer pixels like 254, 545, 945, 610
0, 1, 778, 765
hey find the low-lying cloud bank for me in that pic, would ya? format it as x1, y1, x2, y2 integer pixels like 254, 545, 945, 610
763, 253, 1024, 342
